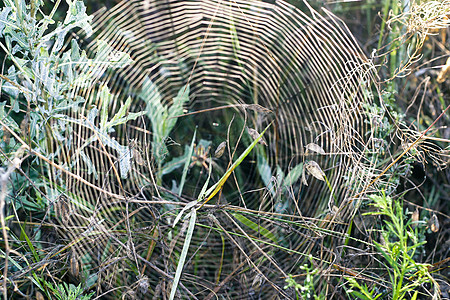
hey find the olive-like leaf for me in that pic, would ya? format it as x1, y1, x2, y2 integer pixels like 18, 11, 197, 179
305, 160, 325, 181
429, 213, 439, 232
305, 143, 325, 155
214, 141, 227, 158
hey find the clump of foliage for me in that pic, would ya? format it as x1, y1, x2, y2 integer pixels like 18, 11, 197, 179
346, 192, 435, 300
0, 0, 139, 298
1, 0, 448, 299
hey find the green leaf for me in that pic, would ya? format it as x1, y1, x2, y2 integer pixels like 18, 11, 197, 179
4, 24, 28, 50
178, 129, 196, 196
283, 163, 304, 187
20, 225, 39, 262
232, 213, 277, 243
99, 85, 112, 129
141, 77, 163, 131
161, 145, 190, 175
53, 96, 86, 113
166, 84, 190, 137
202, 123, 271, 205
87, 106, 98, 124
229, 16, 240, 53
141, 79, 190, 165
0, 102, 20, 131
256, 148, 276, 194
350, 290, 370, 300
118, 146, 132, 179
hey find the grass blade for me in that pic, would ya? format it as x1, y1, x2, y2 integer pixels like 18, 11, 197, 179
231, 212, 277, 243
169, 209, 197, 300
179, 129, 196, 196
201, 122, 272, 207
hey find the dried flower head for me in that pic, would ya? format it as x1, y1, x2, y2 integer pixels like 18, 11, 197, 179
247, 127, 267, 146
214, 141, 227, 158
305, 160, 325, 181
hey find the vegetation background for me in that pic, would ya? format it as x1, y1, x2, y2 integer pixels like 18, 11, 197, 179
0, 0, 449, 299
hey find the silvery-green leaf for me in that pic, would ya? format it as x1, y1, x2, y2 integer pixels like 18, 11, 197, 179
305, 143, 325, 155
52, 30, 67, 53
0, 102, 20, 132
80, 150, 98, 179
2, 66, 19, 98
87, 106, 98, 124
161, 145, 190, 175
118, 146, 132, 179
65, 0, 93, 37
4, 24, 28, 49
305, 160, 325, 181
95, 40, 133, 68
107, 49, 134, 68
12, 98, 20, 113
107, 99, 146, 128
0, 7, 12, 38
54, 96, 85, 113
51, 123, 66, 141
70, 39, 82, 61
11, 44, 21, 55
141, 77, 164, 137
276, 165, 284, 186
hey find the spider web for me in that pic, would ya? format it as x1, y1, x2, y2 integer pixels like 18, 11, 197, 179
55, 0, 390, 298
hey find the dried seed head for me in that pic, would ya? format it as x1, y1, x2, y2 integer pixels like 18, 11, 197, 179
70, 248, 79, 277
20, 115, 28, 137
245, 104, 272, 115
55, 196, 71, 226
126, 240, 134, 260
139, 275, 149, 294
305, 143, 325, 155
411, 207, 419, 228
305, 160, 325, 181
247, 127, 267, 146
36, 291, 45, 300
429, 213, 439, 232
251, 273, 264, 289
437, 56, 450, 83
2, 126, 10, 144
379, 234, 387, 248
214, 141, 227, 158
301, 167, 308, 186
132, 148, 145, 166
